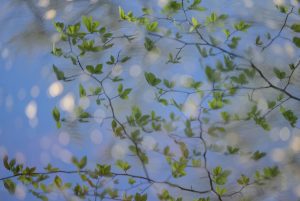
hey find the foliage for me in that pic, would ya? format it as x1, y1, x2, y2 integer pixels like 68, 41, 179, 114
2, 0, 300, 201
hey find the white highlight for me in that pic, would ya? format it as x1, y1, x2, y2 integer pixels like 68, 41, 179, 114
129, 65, 142, 77
111, 64, 123, 77
94, 109, 106, 124
142, 136, 156, 150
15, 152, 26, 164
15, 184, 26, 200
271, 148, 285, 162
38, 0, 50, 7
279, 127, 290, 141
48, 81, 63, 97
111, 142, 128, 159
44, 9, 56, 20
30, 86, 40, 98
58, 132, 70, 146
290, 136, 300, 153
79, 97, 90, 110
90, 129, 103, 144
25, 101, 37, 120
60, 93, 75, 112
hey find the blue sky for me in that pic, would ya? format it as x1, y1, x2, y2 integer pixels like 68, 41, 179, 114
1, 0, 300, 200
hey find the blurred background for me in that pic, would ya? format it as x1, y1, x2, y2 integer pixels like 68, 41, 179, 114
0, 0, 300, 200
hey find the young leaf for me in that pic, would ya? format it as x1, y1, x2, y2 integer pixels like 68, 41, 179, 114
53, 65, 65, 81
116, 160, 131, 172
280, 107, 298, 127
94, 64, 103, 74
291, 23, 300, 32
146, 21, 158, 32
144, 72, 161, 86
251, 151, 266, 161
78, 156, 87, 169
54, 176, 62, 188
119, 7, 126, 20
273, 68, 286, 79
234, 21, 251, 32
293, 37, 300, 48
3, 179, 16, 194
79, 84, 86, 97
52, 108, 60, 122
237, 174, 250, 186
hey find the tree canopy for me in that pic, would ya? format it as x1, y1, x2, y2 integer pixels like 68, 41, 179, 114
1, 0, 300, 201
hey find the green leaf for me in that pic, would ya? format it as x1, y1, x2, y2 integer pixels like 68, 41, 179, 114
3, 155, 10, 170
192, 17, 199, 27
94, 64, 103, 74
135, 193, 147, 201
3, 179, 16, 194
188, 0, 205, 11
119, 7, 126, 20
227, 146, 239, 154
262, 166, 280, 179
146, 21, 158, 32
171, 159, 187, 178
205, 66, 220, 82
196, 197, 210, 201
142, 7, 152, 15
221, 111, 230, 123
117, 84, 123, 94
112, 120, 117, 129
121, 56, 131, 63
208, 98, 223, 109
120, 88, 132, 99
128, 177, 136, 185
144, 37, 156, 51
159, 98, 168, 105
96, 164, 112, 176
163, 79, 175, 88
215, 186, 227, 196
255, 36, 263, 46
52, 107, 61, 128
192, 159, 201, 167
86, 65, 94, 74
184, 120, 194, 137
78, 156, 87, 169
54, 22, 64, 33
144, 72, 161, 86
79, 84, 86, 97
82, 16, 92, 32
53, 65, 65, 81
196, 45, 208, 57
223, 29, 230, 38
190, 17, 201, 32
75, 107, 91, 121
267, 101, 276, 109
163, 1, 182, 14
273, 68, 286, 79
251, 151, 266, 161
291, 24, 300, 32
54, 176, 62, 188
116, 160, 131, 172
280, 107, 298, 127
207, 12, 217, 23
276, 4, 288, 13
244, 68, 256, 78
234, 21, 251, 32
293, 37, 300, 48
237, 174, 250, 186
51, 46, 63, 57
228, 37, 241, 49
231, 73, 248, 85
212, 166, 231, 185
